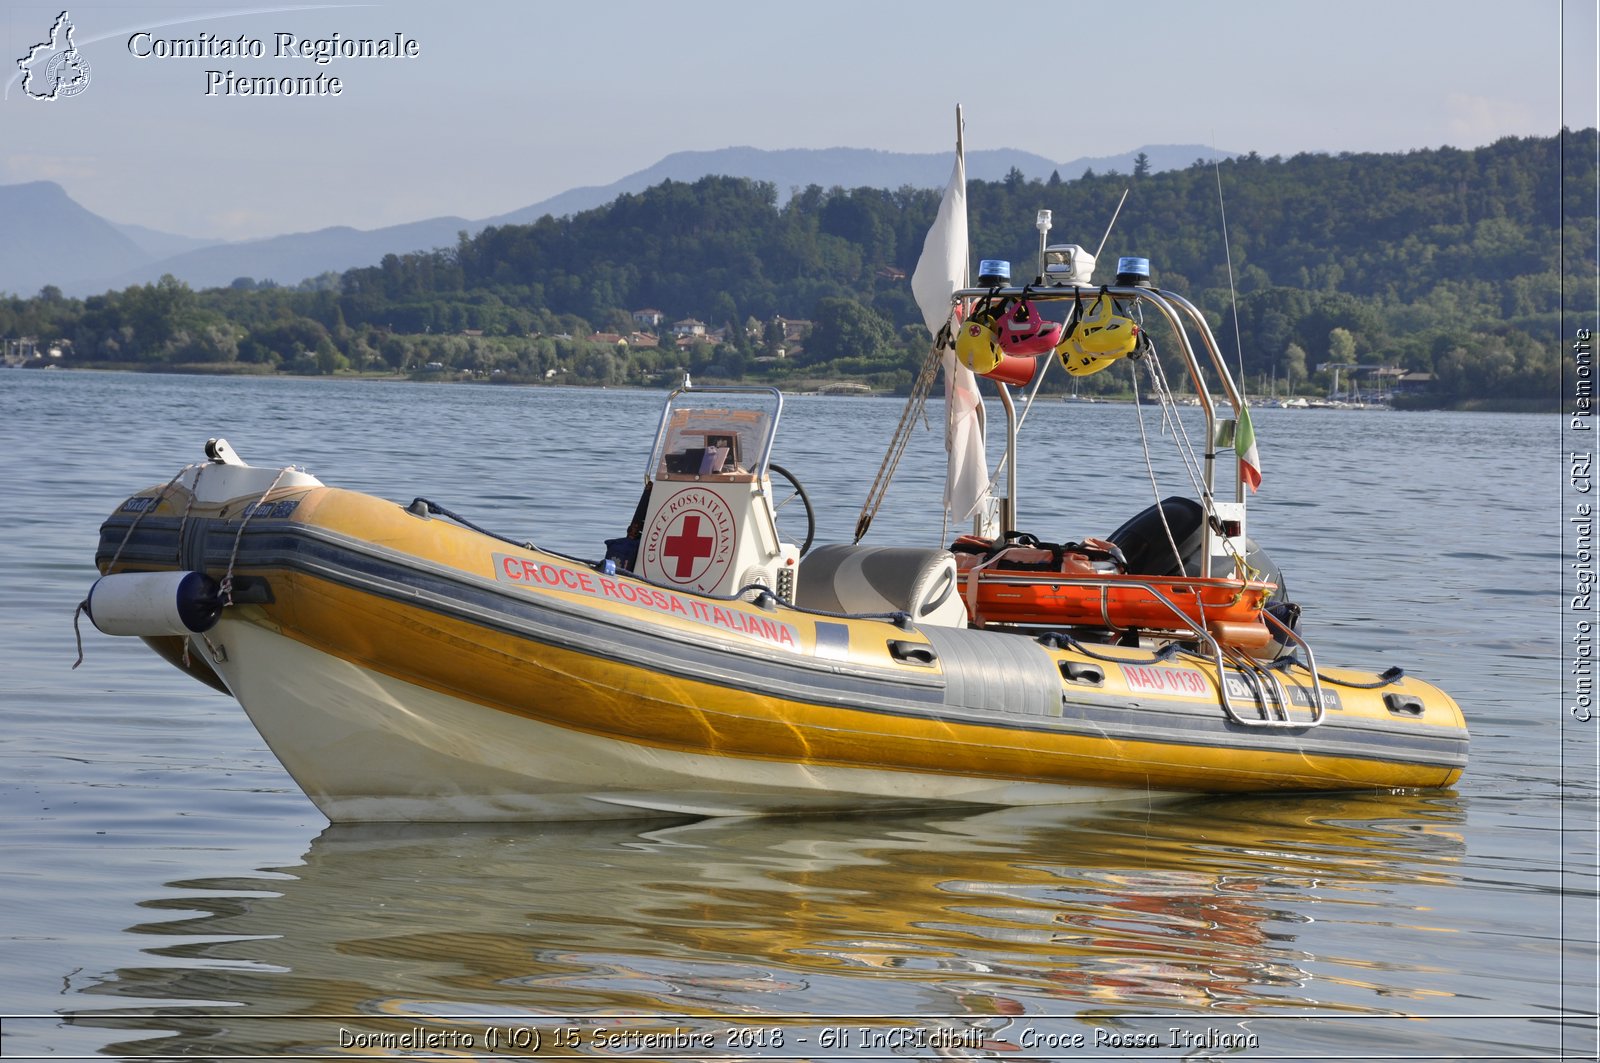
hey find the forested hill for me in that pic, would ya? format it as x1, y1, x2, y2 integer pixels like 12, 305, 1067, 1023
4, 129, 1592, 407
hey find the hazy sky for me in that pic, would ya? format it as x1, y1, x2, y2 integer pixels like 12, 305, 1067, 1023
3, 0, 1595, 241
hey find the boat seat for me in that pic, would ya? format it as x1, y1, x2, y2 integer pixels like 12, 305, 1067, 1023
794, 545, 967, 628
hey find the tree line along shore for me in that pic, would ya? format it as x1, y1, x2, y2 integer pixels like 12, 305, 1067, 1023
3, 129, 1591, 411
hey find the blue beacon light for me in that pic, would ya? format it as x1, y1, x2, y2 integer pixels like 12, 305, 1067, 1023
977, 259, 1011, 287
1116, 257, 1152, 287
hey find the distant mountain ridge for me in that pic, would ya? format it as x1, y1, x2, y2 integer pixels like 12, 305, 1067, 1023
0, 182, 150, 295
111, 221, 222, 261
2, 143, 1230, 297
481, 144, 1222, 227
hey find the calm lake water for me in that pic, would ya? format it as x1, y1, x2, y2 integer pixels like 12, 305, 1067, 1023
1, 370, 1592, 1060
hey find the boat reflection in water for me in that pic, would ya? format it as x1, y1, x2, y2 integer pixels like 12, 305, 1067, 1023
67, 794, 1469, 1058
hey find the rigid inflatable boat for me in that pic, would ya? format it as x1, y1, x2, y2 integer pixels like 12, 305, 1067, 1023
84, 388, 1467, 822
82, 210, 1467, 823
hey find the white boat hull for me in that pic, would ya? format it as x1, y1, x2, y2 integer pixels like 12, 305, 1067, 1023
207, 619, 1158, 822
94, 468, 1468, 823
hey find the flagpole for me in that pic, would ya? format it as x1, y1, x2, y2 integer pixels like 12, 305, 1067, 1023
914, 104, 989, 541
952, 105, 992, 537
955, 105, 967, 284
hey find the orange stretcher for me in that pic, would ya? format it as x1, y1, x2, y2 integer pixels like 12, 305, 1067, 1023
953, 536, 1277, 651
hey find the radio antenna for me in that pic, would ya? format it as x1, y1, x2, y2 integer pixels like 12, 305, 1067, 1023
1212, 149, 1245, 394
1007, 187, 1133, 450
1093, 187, 1129, 261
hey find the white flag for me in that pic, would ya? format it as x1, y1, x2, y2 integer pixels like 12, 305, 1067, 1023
911, 144, 968, 337
941, 346, 988, 521
911, 131, 989, 526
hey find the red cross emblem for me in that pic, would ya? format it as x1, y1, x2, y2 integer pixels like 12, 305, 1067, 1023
643, 489, 736, 589
663, 514, 715, 578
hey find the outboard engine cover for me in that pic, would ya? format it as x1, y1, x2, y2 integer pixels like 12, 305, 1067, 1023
1107, 496, 1299, 633
1107, 496, 1207, 577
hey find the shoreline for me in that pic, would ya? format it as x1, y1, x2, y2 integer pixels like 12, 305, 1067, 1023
3, 362, 1560, 414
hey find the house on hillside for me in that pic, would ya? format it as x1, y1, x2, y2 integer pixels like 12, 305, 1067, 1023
2, 337, 38, 367
632, 308, 665, 329
1395, 372, 1436, 395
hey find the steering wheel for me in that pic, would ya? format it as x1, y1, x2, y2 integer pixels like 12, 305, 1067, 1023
766, 462, 815, 557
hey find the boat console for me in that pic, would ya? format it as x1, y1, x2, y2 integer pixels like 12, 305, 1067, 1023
631, 385, 802, 600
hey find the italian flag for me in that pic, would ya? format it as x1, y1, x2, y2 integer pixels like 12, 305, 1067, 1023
1236, 405, 1262, 492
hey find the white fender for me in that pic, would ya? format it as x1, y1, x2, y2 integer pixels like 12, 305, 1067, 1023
86, 571, 222, 636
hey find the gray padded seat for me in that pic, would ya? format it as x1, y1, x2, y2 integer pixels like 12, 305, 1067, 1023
794, 545, 968, 627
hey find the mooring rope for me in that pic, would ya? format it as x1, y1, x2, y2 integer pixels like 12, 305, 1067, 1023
75, 462, 204, 670
856, 340, 943, 544
221, 467, 291, 605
